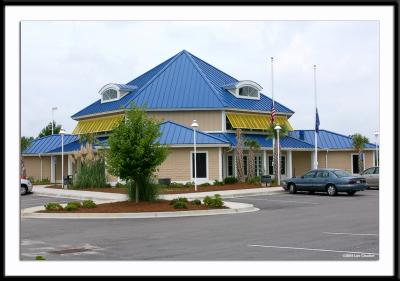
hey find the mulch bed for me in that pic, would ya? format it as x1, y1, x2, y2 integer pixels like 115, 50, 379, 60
39, 200, 226, 213
45, 183, 278, 195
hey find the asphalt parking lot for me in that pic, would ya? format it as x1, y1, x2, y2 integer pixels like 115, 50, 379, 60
20, 189, 379, 261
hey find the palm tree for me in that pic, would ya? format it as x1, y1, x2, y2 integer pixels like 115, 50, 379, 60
235, 129, 246, 183
265, 123, 290, 181
244, 139, 261, 179
352, 133, 369, 174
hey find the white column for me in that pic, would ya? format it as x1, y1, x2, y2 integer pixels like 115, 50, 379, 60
40, 155, 43, 181
310, 151, 315, 169
50, 156, 56, 183
68, 155, 73, 175
218, 147, 223, 182
233, 153, 237, 177
263, 150, 267, 176
325, 150, 329, 168
287, 150, 293, 178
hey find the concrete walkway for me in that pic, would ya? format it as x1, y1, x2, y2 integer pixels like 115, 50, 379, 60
32, 185, 285, 201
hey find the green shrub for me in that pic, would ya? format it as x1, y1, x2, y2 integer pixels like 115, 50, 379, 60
35, 256, 46, 260
199, 182, 211, 187
69, 201, 82, 208
224, 177, 238, 184
246, 176, 261, 184
169, 182, 185, 188
115, 182, 127, 188
73, 159, 107, 189
213, 180, 224, 186
127, 180, 159, 202
184, 181, 195, 187
65, 202, 80, 211
173, 201, 188, 209
82, 200, 97, 208
44, 202, 63, 211
203, 196, 213, 206
169, 197, 188, 205
203, 194, 224, 208
191, 199, 202, 205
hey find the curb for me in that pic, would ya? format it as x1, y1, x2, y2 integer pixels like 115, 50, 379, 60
21, 201, 259, 219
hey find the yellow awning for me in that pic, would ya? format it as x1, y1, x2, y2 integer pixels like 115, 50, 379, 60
226, 112, 293, 131
72, 114, 125, 134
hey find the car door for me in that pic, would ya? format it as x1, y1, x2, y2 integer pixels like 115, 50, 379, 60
371, 167, 379, 186
361, 167, 375, 185
314, 171, 330, 191
297, 170, 316, 191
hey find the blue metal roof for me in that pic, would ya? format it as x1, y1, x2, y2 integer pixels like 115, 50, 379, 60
289, 130, 376, 149
71, 50, 294, 119
209, 133, 315, 149
23, 134, 80, 154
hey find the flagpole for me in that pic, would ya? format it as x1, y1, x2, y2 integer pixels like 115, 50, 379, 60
314, 64, 318, 169
271, 57, 275, 175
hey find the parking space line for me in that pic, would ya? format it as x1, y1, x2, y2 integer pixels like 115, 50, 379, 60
236, 198, 320, 205
323, 232, 378, 236
248, 244, 379, 255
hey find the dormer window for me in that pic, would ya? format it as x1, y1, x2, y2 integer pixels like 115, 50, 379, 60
102, 89, 118, 102
99, 83, 138, 103
223, 80, 262, 100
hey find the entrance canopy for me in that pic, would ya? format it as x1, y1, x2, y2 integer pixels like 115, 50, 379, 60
226, 112, 293, 131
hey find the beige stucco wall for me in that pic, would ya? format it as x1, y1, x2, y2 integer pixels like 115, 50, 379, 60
292, 151, 312, 177
148, 111, 222, 131
23, 156, 52, 181
320, 150, 374, 173
156, 147, 220, 182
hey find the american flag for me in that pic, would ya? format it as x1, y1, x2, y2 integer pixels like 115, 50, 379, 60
271, 101, 276, 124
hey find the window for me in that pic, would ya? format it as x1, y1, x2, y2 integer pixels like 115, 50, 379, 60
374, 167, 379, 174
254, 155, 262, 176
268, 156, 285, 175
361, 167, 375, 175
102, 89, 118, 101
316, 171, 330, 178
227, 155, 234, 176
333, 170, 352, 178
238, 86, 259, 98
192, 152, 207, 178
243, 156, 248, 176
303, 171, 316, 178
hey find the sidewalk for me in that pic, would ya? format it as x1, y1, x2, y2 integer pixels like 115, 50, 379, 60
32, 185, 285, 201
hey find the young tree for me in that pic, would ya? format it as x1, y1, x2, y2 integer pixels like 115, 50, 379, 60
38, 121, 61, 138
352, 133, 369, 174
266, 123, 290, 181
106, 104, 169, 203
21, 136, 34, 152
244, 139, 261, 179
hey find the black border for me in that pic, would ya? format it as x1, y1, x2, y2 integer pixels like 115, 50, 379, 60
3, 1, 399, 279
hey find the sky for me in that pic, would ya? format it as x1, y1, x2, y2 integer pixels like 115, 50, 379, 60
21, 20, 379, 143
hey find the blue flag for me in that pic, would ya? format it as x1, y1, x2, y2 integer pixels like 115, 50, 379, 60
315, 108, 320, 133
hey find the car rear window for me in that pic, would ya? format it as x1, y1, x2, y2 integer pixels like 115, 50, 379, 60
333, 170, 351, 177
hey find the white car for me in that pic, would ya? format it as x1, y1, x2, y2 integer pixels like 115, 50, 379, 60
20, 178, 33, 195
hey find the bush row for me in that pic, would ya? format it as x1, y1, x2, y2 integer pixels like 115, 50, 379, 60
44, 200, 97, 212
170, 195, 224, 209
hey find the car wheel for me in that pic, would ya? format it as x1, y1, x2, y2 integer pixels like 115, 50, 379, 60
326, 185, 337, 196
347, 191, 356, 196
20, 185, 28, 195
288, 183, 297, 194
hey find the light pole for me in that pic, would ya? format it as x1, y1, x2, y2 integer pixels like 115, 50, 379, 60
374, 131, 379, 167
60, 127, 65, 189
191, 120, 199, 192
51, 107, 58, 135
274, 124, 281, 186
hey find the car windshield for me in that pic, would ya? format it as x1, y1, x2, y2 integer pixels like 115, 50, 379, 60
333, 170, 351, 177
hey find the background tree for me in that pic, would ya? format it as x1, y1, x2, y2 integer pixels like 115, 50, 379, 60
21, 136, 34, 152
352, 133, 369, 174
38, 121, 61, 138
244, 139, 261, 179
106, 104, 169, 203
235, 129, 246, 183
266, 123, 290, 181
